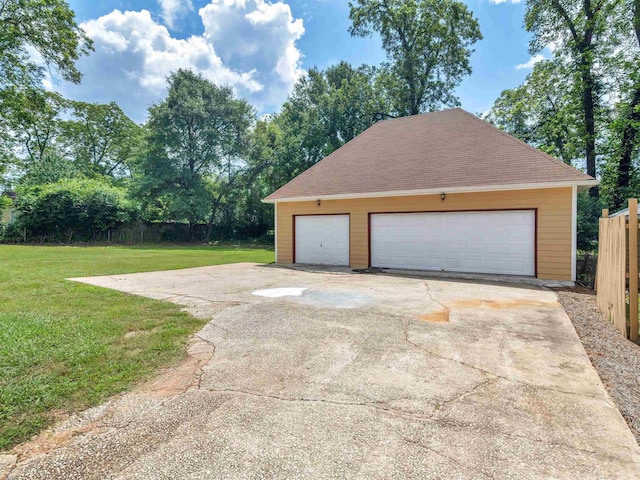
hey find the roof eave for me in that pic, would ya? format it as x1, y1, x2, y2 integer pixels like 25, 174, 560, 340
262, 179, 599, 204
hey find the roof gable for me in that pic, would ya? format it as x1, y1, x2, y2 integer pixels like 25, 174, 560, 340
264, 108, 595, 202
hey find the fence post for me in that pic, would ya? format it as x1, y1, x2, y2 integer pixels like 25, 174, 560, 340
602, 208, 609, 218
629, 198, 638, 342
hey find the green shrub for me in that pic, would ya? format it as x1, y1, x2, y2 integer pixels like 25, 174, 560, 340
255, 232, 274, 244
1, 222, 24, 242
15, 179, 134, 241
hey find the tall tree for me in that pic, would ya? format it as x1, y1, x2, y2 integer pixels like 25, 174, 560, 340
349, 0, 482, 116
134, 69, 253, 236
5, 89, 67, 163
208, 119, 281, 240
267, 62, 387, 190
321, 62, 390, 146
59, 101, 143, 177
0, 152, 9, 190
0, 0, 92, 188
610, 0, 640, 207
525, 0, 620, 195
0, 0, 92, 92
484, 60, 581, 164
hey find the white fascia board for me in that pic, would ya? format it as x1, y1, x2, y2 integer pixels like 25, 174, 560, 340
262, 179, 599, 204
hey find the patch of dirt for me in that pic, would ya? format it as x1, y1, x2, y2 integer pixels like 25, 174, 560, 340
554, 284, 596, 295
558, 291, 640, 444
419, 307, 450, 322
453, 298, 559, 309
11, 422, 106, 462
6, 337, 215, 475
124, 330, 145, 338
142, 337, 215, 397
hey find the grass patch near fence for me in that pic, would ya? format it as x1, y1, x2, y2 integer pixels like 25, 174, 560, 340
0, 245, 274, 450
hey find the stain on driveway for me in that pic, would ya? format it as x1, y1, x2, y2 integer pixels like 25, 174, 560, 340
6, 263, 640, 479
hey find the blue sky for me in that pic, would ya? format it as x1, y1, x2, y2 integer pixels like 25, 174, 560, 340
58, 0, 545, 124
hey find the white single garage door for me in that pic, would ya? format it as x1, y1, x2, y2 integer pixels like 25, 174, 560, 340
371, 210, 535, 276
295, 215, 349, 266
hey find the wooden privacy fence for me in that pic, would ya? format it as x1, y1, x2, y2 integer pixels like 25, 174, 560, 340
3, 221, 272, 245
596, 198, 639, 341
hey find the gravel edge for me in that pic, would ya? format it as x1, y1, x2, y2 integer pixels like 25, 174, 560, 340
557, 291, 640, 444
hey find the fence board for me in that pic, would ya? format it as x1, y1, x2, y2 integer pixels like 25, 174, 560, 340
630, 198, 639, 342
596, 215, 627, 337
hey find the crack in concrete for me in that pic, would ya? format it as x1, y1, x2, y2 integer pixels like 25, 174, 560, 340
423, 281, 450, 314
398, 312, 502, 414
207, 381, 639, 467
209, 384, 638, 468
191, 335, 218, 392
391, 407, 640, 469
400, 310, 495, 385
435, 377, 498, 410
421, 281, 572, 342
406, 335, 605, 401
208, 387, 438, 423
391, 427, 495, 479
392, 422, 640, 474
163, 293, 250, 306
57, 272, 638, 476
199, 322, 230, 334
195, 354, 214, 393
394, 289, 605, 402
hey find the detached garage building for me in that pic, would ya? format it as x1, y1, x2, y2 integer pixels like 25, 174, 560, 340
263, 109, 597, 281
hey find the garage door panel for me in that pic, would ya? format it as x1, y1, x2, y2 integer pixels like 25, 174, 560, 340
371, 211, 535, 276
466, 243, 483, 255
295, 215, 349, 266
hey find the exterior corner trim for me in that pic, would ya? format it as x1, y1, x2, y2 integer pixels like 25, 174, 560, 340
571, 185, 578, 282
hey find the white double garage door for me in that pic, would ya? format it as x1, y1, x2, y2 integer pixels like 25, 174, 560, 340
295, 210, 535, 276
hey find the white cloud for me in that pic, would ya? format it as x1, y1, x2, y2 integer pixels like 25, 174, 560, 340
158, 0, 193, 29
199, 0, 305, 108
489, 0, 521, 4
53, 2, 304, 123
515, 54, 546, 70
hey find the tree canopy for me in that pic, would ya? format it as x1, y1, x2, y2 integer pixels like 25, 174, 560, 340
0, 0, 92, 93
486, 0, 640, 208
349, 0, 482, 115
134, 69, 254, 231
484, 59, 581, 165
59, 101, 143, 177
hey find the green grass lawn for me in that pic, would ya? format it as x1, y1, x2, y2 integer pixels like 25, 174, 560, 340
0, 245, 274, 450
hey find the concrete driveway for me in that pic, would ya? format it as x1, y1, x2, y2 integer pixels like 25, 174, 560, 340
6, 263, 640, 479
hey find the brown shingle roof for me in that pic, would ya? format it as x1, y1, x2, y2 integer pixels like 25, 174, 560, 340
264, 108, 596, 202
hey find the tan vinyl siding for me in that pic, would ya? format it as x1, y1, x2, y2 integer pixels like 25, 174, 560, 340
276, 187, 573, 280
